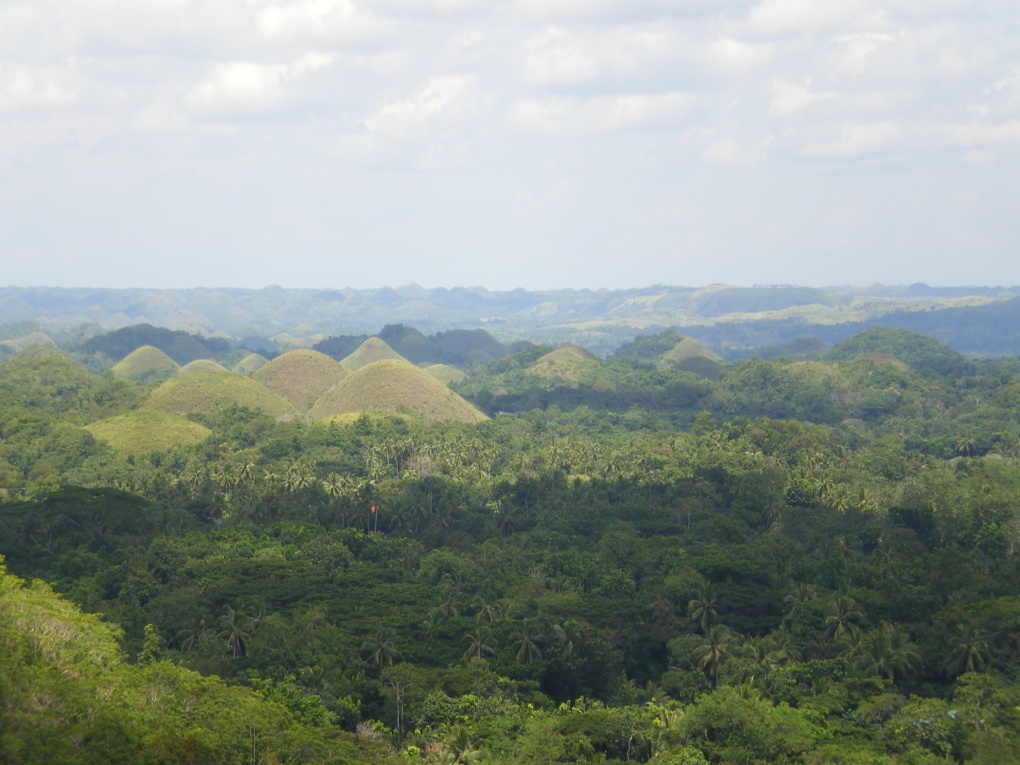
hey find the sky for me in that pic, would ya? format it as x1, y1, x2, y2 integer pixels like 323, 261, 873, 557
1, 0, 1018, 291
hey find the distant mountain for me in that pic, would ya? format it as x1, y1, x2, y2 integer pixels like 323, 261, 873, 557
2, 284, 1018, 359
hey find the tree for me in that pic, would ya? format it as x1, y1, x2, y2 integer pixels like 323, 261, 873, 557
857, 627, 920, 683
463, 629, 495, 662
688, 583, 719, 634
361, 627, 400, 668
218, 605, 252, 658
691, 626, 735, 683
946, 624, 991, 678
823, 596, 863, 641
514, 618, 542, 664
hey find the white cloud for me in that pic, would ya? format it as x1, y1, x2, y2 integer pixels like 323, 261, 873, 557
363, 75, 486, 138
800, 121, 903, 158
184, 52, 334, 116
255, 0, 387, 46
746, 0, 887, 37
510, 92, 696, 136
0, 63, 82, 112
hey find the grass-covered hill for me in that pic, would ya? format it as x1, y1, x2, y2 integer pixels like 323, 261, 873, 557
110, 345, 179, 383
253, 349, 350, 409
660, 337, 723, 379
178, 359, 231, 375
528, 345, 600, 382
234, 352, 269, 374
86, 410, 212, 454
144, 372, 296, 419
340, 338, 406, 371
424, 363, 468, 385
309, 359, 487, 422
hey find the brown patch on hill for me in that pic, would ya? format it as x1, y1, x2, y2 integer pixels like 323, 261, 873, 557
253, 349, 350, 409
309, 359, 486, 423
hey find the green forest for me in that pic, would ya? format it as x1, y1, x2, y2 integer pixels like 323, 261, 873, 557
3, 324, 1020, 764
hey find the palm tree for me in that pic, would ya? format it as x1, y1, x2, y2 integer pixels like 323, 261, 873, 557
955, 435, 977, 457
688, 583, 719, 634
218, 606, 252, 658
856, 627, 920, 683
463, 629, 495, 661
436, 589, 461, 618
176, 617, 211, 653
823, 596, 864, 641
946, 624, 991, 677
447, 725, 482, 764
514, 618, 542, 664
473, 597, 502, 625
691, 625, 734, 683
783, 583, 818, 619
736, 634, 786, 673
361, 628, 400, 668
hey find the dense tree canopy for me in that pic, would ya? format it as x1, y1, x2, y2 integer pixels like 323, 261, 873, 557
3, 326, 1020, 763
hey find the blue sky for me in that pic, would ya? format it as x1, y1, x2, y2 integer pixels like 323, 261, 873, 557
1, 0, 1018, 290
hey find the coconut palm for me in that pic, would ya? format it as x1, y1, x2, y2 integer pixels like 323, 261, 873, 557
858, 627, 921, 683
691, 625, 735, 683
218, 606, 252, 658
946, 624, 991, 677
824, 596, 864, 641
688, 583, 719, 634
361, 627, 400, 668
514, 618, 542, 664
463, 629, 495, 661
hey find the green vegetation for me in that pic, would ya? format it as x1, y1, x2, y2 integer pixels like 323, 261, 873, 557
4, 320, 1020, 763
528, 345, 599, 382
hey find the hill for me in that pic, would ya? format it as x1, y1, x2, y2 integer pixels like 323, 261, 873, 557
0, 331, 55, 354
340, 338, 406, 371
825, 327, 974, 376
660, 336, 723, 379
528, 345, 599, 383
86, 410, 212, 454
144, 372, 296, 418
425, 363, 468, 385
78, 323, 230, 364
179, 359, 231, 375
110, 345, 180, 383
234, 353, 269, 374
309, 359, 487, 423
253, 349, 350, 409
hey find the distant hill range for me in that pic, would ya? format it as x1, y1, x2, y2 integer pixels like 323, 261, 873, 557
2, 283, 1019, 358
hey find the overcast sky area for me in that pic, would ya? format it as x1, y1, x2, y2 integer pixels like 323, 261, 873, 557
1, 0, 1018, 291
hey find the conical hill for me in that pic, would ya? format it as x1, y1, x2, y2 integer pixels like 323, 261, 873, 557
87, 411, 211, 455
309, 359, 486, 423
234, 353, 269, 374
425, 364, 467, 385
179, 359, 231, 375
111, 346, 180, 383
528, 345, 599, 382
340, 337, 406, 371
253, 349, 350, 409
145, 372, 296, 418
660, 337, 722, 378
